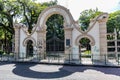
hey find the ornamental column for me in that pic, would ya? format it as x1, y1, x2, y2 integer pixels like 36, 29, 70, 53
36, 26, 47, 59
98, 16, 108, 60
14, 24, 21, 60
64, 26, 73, 60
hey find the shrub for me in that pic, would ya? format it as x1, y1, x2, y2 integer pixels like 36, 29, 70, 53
0, 50, 4, 55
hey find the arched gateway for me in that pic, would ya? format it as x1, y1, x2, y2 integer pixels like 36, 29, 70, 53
14, 5, 109, 63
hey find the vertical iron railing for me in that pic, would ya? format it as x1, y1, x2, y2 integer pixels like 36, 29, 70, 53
105, 54, 107, 65
0, 52, 120, 66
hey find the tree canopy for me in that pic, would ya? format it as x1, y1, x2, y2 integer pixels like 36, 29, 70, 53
46, 14, 64, 40
0, 0, 58, 52
79, 8, 102, 31
107, 10, 120, 39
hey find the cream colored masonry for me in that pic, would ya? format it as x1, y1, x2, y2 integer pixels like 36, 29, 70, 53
14, 5, 109, 63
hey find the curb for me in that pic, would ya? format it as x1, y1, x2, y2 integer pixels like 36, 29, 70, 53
0, 61, 120, 68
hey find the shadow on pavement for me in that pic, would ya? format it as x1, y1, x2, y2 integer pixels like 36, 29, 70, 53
1, 62, 120, 79
62, 65, 120, 76
12, 63, 73, 79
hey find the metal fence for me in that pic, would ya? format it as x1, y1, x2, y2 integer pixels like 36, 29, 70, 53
0, 52, 120, 66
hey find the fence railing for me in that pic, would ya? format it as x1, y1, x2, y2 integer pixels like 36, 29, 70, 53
0, 52, 120, 66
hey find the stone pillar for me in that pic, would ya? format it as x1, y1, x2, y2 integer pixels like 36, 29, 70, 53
37, 28, 46, 59
99, 19, 108, 60
64, 27, 73, 61
14, 24, 21, 59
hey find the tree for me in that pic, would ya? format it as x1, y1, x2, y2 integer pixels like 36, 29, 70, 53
0, 0, 21, 52
79, 8, 102, 31
46, 14, 64, 40
107, 10, 120, 39
78, 9, 103, 51
0, 0, 20, 33
0, 0, 57, 52
17, 0, 57, 32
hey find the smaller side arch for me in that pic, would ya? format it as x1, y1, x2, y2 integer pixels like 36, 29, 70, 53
75, 34, 95, 46
23, 37, 36, 47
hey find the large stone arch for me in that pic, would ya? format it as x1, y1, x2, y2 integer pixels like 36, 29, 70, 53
36, 5, 74, 28
36, 5, 75, 54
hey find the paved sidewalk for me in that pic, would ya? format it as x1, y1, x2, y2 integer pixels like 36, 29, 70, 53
0, 62, 120, 80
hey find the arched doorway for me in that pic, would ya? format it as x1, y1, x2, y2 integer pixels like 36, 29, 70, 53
36, 5, 74, 58
46, 14, 64, 55
26, 40, 33, 58
79, 38, 91, 63
75, 34, 95, 63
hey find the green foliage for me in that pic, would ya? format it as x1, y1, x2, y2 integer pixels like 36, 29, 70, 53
0, 0, 120, 53
79, 38, 91, 51
41, 0, 57, 6
0, 0, 57, 53
46, 14, 64, 40
0, 0, 21, 33
0, 50, 4, 55
17, 0, 44, 32
107, 10, 120, 39
9, 53, 14, 56
0, 0, 57, 33
17, 0, 57, 32
79, 8, 102, 31
0, 27, 4, 39
0, 0, 20, 53
80, 38, 90, 45
84, 50, 91, 55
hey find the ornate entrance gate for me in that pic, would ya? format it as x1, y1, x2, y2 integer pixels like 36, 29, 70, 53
14, 5, 109, 64
46, 14, 64, 61
46, 35, 64, 54
46, 33, 64, 62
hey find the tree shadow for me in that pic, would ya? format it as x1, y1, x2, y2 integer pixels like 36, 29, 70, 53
2, 62, 118, 79
12, 63, 73, 79
62, 65, 120, 76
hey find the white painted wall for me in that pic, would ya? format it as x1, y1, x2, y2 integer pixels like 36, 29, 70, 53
18, 20, 101, 60
31, 32, 37, 45
88, 22, 100, 60
72, 26, 82, 60
19, 27, 38, 58
71, 21, 101, 60
19, 28, 27, 58
31, 32, 37, 56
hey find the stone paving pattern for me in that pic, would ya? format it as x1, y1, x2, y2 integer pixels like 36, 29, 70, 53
0, 62, 120, 80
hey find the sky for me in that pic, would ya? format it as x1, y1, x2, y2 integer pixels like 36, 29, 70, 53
36, 0, 120, 21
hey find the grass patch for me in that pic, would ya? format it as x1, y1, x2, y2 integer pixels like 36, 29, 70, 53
83, 50, 91, 55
